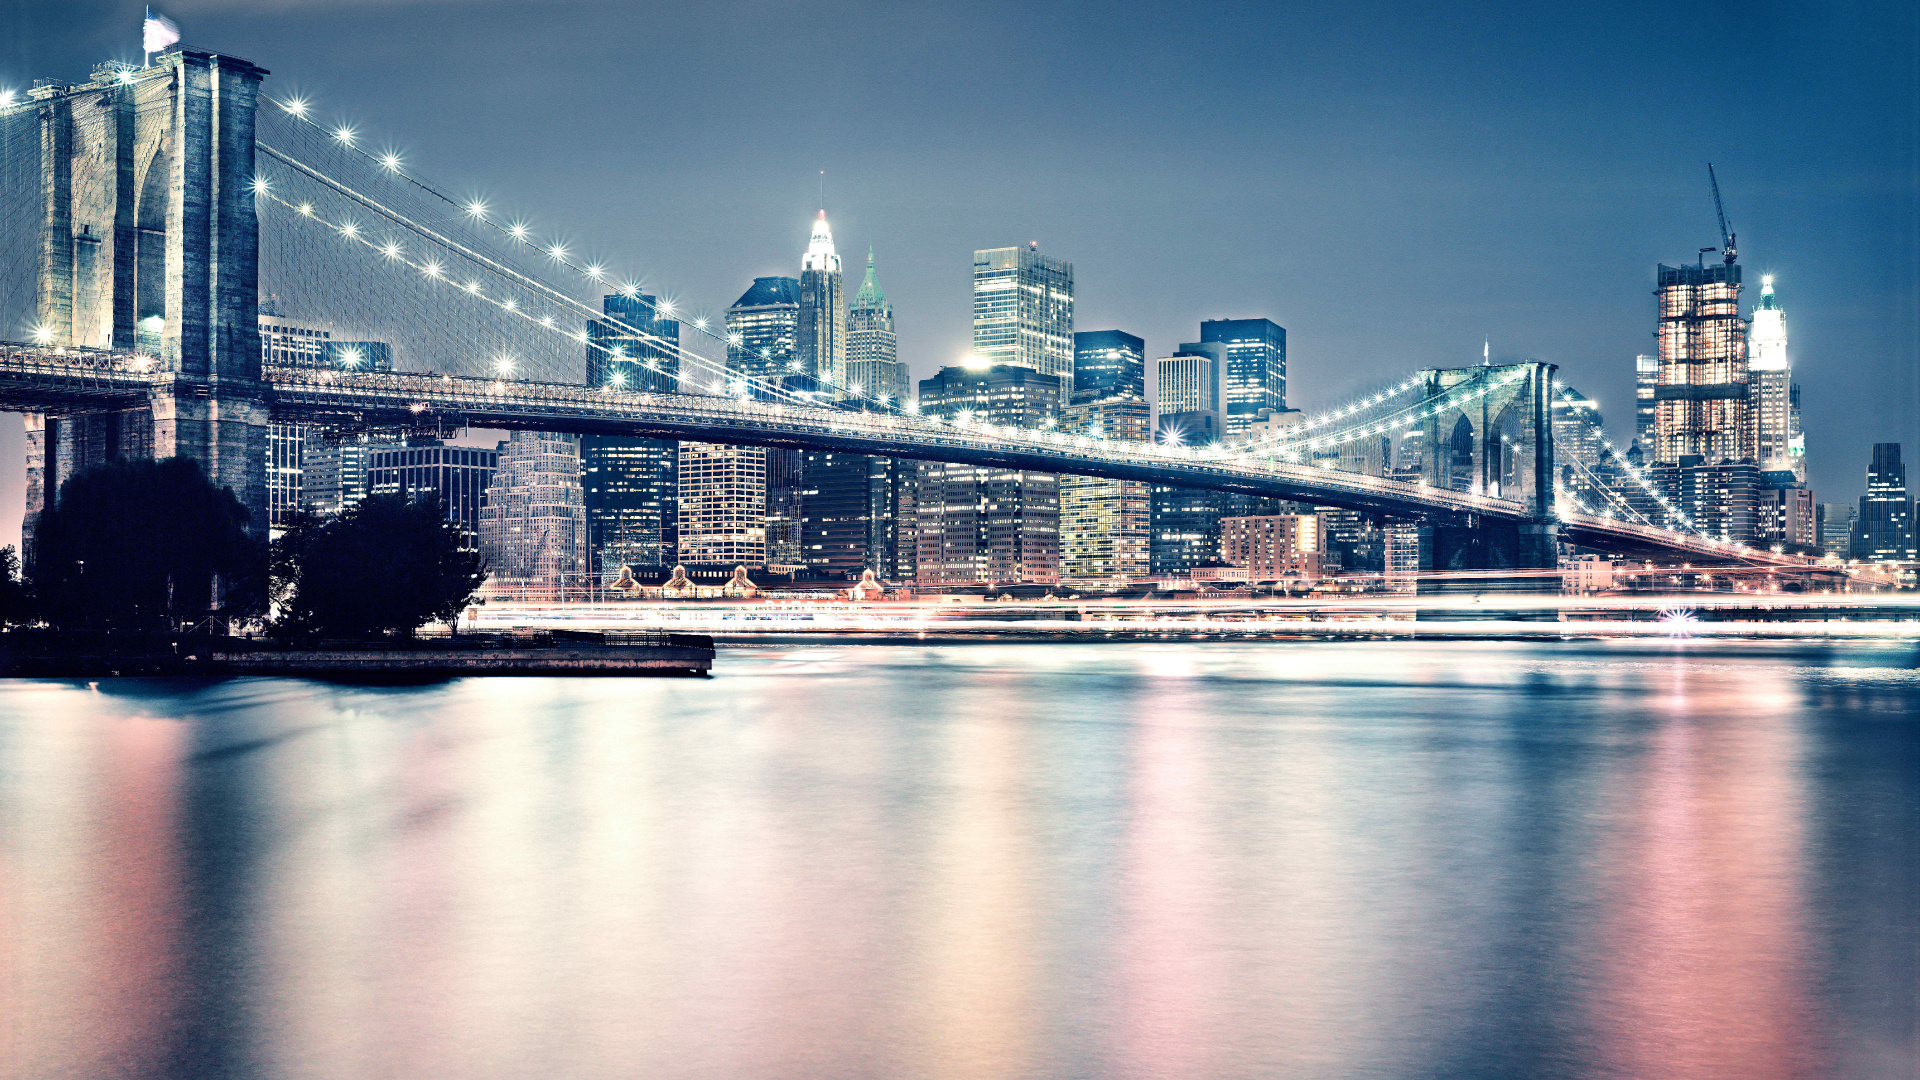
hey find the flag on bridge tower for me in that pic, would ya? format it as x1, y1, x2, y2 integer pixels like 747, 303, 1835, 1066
143, 8, 180, 65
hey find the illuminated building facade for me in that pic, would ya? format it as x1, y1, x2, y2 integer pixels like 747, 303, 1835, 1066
1634, 353, 1658, 452
1653, 261, 1751, 463
583, 292, 680, 572
973, 245, 1073, 381
913, 364, 1063, 584
1852, 443, 1915, 563
1059, 397, 1152, 582
798, 211, 847, 393
1072, 329, 1146, 404
678, 442, 767, 567
257, 304, 394, 529
1221, 513, 1324, 579
367, 444, 499, 543
1200, 318, 1286, 434
478, 431, 589, 600
1755, 472, 1816, 551
1747, 275, 1803, 480
846, 249, 908, 406
726, 276, 802, 395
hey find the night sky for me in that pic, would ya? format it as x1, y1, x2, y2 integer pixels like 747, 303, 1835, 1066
3, 0, 1915, 546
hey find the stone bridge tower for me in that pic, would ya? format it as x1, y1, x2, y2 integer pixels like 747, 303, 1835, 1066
25, 46, 269, 560
1414, 361, 1559, 576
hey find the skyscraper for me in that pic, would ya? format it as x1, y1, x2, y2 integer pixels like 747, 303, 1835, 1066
1633, 354, 1658, 453
1747, 275, 1803, 480
478, 431, 590, 600
1200, 318, 1286, 434
972, 245, 1073, 381
367, 444, 499, 543
678, 442, 767, 567
798, 211, 847, 394
583, 292, 680, 572
799, 450, 873, 577
913, 364, 1063, 584
1152, 347, 1223, 444
726, 276, 802, 396
1552, 388, 1605, 513
846, 248, 908, 406
725, 277, 802, 563
1652, 260, 1751, 463
1059, 397, 1152, 583
1851, 443, 1915, 563
1072, 330, 1146, 405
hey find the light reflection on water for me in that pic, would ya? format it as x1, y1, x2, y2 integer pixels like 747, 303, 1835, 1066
1, 639, 1915, 1080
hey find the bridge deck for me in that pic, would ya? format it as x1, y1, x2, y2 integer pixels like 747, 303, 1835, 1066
0, 344, 1811, 569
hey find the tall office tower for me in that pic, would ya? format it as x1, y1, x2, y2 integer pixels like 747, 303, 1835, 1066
1747, 275, 1803, 480
726, 277, 803, 395
973, 244, 1073, 381
1200, 318, 1286, 434
1152, 349, 1222, 443
847, 249, 909, 405
1072, 330, 1146, 405
678, 442, 768, 567
913, 365, 1063, 584
588, 291, 680, 392
257, 308, 396, 530
725, 278, 802, 562
583, 292, 681, 573
1680, 459, 1760, 544
1817, 503, 1856, 557
1633, 354, 1658, 453
1851, 443, 1915, 562
1552, 389, 1605, 512
1150, 484, 1227, 575
798, 211, 848, 394
1059, 397, 1152, 582
477, 431, 589, 600
866, 457, 916, 581
1755, 470, 1816, 550
303, 431, 402, 517
799, 451, 874, 576
1653, 260, 1751, 463
258, 309, 329, 530
367, 444, 499, 543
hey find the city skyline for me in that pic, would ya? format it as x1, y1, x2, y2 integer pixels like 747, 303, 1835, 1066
0, 0, 1914, 553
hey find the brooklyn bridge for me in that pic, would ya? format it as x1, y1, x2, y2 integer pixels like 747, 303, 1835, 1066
0, 47, 1815, 577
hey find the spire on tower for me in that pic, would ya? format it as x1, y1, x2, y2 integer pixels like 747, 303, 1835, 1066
853, 246, 888, 314
803, 209, 839, 273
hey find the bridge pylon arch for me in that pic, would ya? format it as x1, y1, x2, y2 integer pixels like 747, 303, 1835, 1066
25, 48, 271, 564
1414, 361, 1560, 580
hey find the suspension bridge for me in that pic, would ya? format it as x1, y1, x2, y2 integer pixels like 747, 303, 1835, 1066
0, 48, 1813, 578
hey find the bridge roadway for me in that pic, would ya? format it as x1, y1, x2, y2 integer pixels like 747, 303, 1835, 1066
0, 343, 1806, 568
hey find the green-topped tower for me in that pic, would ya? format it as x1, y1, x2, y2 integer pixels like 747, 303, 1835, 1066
846, 248, 907, 406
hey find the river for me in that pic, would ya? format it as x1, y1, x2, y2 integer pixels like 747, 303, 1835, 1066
2, 637, 1915, 1079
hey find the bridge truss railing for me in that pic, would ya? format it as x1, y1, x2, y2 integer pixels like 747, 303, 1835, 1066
265, 364, 1538, 522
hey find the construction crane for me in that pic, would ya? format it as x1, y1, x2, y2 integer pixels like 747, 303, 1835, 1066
1707, 163, 1736, 266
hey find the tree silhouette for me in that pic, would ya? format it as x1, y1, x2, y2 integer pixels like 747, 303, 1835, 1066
32, 457, 265, 631
272, 493, 487, 639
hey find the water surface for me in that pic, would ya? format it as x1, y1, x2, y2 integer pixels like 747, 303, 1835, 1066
3, 638, 1915, 1079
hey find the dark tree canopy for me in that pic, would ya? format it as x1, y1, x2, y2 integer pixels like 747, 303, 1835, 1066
272, 493, 487, 639
33, 457, 265, 631
0, 546, 28, 627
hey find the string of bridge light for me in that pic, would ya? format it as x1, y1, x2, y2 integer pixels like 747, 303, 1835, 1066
1551, 383, 1705, 537
264, 96, 922, 416
254, 183, 810, 405
1261, 369, 1531, 463
252, 142, 813, 408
